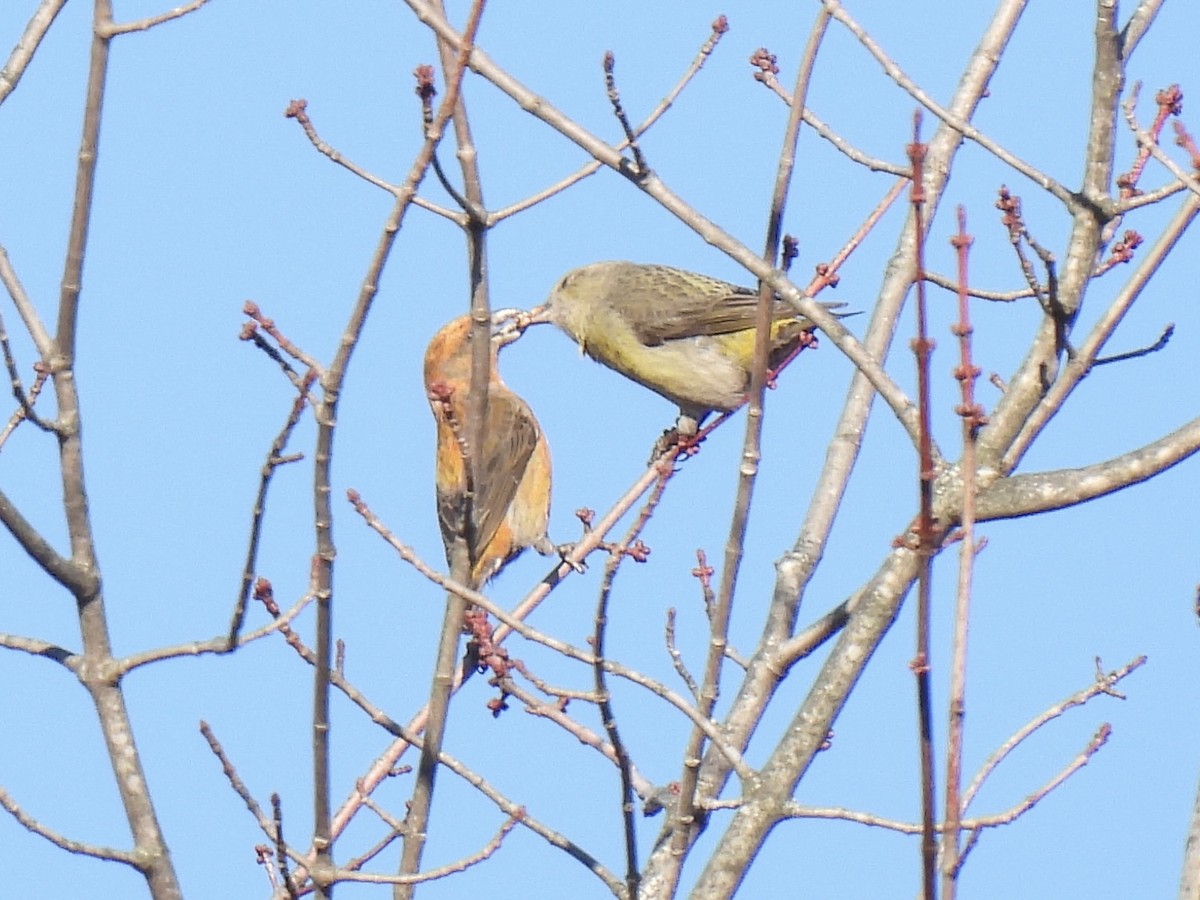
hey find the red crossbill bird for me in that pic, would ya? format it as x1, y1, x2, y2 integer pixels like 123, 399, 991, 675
424, 314, 555, 590
526, 261, 845, 434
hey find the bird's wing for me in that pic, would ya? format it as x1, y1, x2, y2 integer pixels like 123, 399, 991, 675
627, 270, 848, 344
468, 391, 540, 562
611, 267, 755, 344
635, 289, 795, 343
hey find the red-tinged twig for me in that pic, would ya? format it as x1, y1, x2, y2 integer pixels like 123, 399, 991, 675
1118, 84, 1200, 207
100, 0, 212, 36
941, 207, 985, 899
806, 176, 909, 296
1116, 83, 1182, 200
907, 115, 938, 900
1175, 118, 1200, 172
491, 16, 729, 224
1092, 229, 1144, 277
693, 549, 716, 622
1108, 81, 1194, 267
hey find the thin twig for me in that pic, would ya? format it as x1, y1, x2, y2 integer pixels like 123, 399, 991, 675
1091, 322, 1173, 366
940, 206, 985, 899
1120, 83, 1200, 201
906, 115, 938, 900
1000, 192, 1200, 473
823, 0, 1074, 205
399, 4, 494, 889
961, 656, 1146, 812
118, 585, 316, 673
0, 365, 48, 450
592, 469, 670, 897
0, 784, 139, 866
227, 371, 315, 645
261, 598, 626, 896
328, 459, 662, 844
0, 306, 53, 432
347, 486, 755, 781
749, 48, 907, 176
102, 0, 213, 36
0, 0, 68, 108
603, 51, 646, 177
665, 607, 699, 698
670, 9, 833, 886
490, 15, 728, 223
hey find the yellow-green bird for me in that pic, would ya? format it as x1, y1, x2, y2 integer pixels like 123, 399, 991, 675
527, 261, 842, 434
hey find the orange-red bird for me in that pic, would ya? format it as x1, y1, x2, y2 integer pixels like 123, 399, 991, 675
424, 315, 555, 589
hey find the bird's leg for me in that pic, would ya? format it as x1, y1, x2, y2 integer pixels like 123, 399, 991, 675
533, 534, 587, 574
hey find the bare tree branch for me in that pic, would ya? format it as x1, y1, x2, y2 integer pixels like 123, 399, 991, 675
0, 0, 67, 107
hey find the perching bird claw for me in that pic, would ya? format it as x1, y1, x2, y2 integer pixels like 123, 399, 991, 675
649, 425, 704, 465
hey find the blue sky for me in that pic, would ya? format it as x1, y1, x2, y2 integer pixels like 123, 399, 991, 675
1, 2, 1197, 898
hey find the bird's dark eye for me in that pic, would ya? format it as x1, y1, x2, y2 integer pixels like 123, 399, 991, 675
556, 273, 573, 292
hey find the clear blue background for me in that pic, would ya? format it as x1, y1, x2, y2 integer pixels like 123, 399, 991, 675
1, 2, 1197, 897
